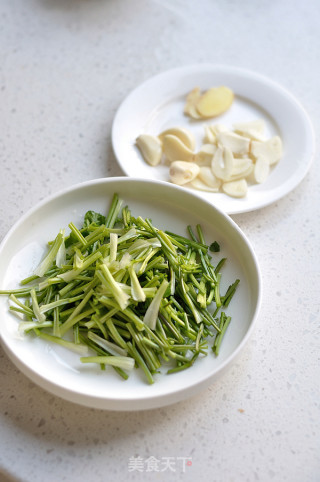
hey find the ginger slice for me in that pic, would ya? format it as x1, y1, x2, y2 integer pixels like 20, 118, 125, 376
196, 86, 234, 118
184, 87, 202, 119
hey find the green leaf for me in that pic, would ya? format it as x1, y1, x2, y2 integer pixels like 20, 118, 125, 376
83, 210, 107, 228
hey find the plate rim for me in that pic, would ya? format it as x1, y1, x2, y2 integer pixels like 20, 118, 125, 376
0, 176, 262, 410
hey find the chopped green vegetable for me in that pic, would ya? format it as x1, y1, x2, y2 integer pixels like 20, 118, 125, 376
83, 210, 107, 228
210, 241, 220, 252
0, 193, 239, 384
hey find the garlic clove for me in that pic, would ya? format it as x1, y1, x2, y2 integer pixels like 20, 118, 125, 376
196, 86, 234, 118
162, 134, 194, 162
169, 161, 200, 185
194, 144, 217, 165
230, 165, 254, 182
254, 157, 270, 183
203, 125, 216, 144
231, 157, 253, 177
159, 127, 196, 150
210, 124, 229, 135
211, 146, 234, 181
233, 119, 266, 141
222, 179, 248, 198
187, 178, 220, 192
136, 134, 162, 166
251, 136, 282, 165
217, 131, 250, 155
198, 166, 221, 189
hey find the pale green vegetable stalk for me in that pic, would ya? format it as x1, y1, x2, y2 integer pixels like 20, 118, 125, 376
80, 355, 135, 371
143, 279, 169, 330
34, 231, 65, 277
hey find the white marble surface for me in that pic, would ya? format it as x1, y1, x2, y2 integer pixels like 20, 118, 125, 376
0, 1, 319, 481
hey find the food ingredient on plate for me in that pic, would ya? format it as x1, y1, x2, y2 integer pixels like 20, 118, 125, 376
162, 134, 194, 162
222, 179, 248, 198
0, 194, 239, 384
184, 86, 234, 119
169, 160, 200, 185
135, 134, 162, 166
251, 136, 282, 165
136, 119, 282, 198
158, 127, 196, 150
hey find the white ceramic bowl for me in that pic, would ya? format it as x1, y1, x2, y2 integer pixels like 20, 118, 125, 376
0, 177, 262, 410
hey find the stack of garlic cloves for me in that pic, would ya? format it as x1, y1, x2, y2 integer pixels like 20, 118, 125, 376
136, 120, 282, 199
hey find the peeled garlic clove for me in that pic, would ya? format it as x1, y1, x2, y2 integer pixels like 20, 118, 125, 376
230, 166, 253, 182
228, 157, 253, 182
254, 157, 270, 183
187, 178, 220, 192
196, 86, 234, 118
222, 179, 248, 198
230, 165, 253, 182
169, 161, 200, 185
159, 127, 195, 150
162, 134, 194, 162
251, 136, 282, 165
136, 134, 162, 166
233, 119, 266, 141
232, 157, 253, 176
203, 125, 216, 144
184, 87, 202, 118
211, 146, 234, 181
198, 167, 221, 189
210, 124, 229, 135
194, 144, 216, 165
217, 131, 250, 155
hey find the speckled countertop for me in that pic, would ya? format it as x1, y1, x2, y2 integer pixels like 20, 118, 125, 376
0, 1, 319, 481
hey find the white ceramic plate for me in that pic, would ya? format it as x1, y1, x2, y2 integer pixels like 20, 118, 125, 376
112, 64, 315, 214
0, 177, 261, 410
